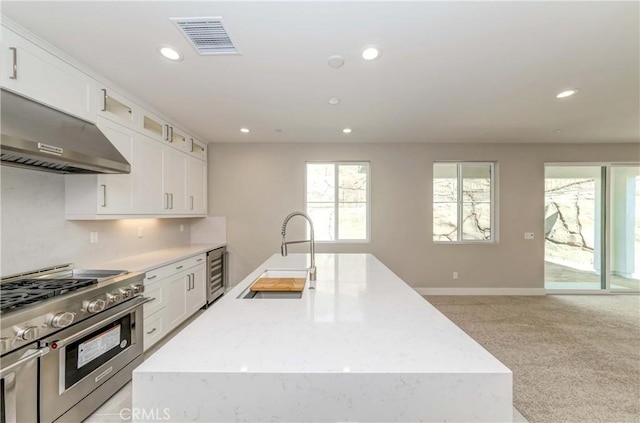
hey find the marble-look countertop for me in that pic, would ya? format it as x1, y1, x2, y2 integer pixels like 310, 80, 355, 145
132, 253, 513, 422
91, 243, 225, 273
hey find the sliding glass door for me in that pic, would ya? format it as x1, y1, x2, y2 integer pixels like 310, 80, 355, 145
545, 164, 640, 292
610, 166, 640, 291
544, 166, 604, 290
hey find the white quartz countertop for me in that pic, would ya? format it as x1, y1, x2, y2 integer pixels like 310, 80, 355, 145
136, 253, 510, 374
92, 243, 225, 273
133, 253, 513, 422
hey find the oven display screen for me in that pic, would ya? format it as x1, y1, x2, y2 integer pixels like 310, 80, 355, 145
78, 325, 121, 368
64, 314, 132, 390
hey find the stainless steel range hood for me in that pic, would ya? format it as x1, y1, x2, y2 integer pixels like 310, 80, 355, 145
0, 89, 130, 174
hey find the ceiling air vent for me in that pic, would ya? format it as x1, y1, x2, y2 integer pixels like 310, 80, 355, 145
171, 17, 238, 55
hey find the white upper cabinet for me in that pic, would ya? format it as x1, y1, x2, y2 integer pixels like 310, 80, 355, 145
97, 85, 138, 128
65, 117, 136, 217
162, 148, 188, 214
187, 156, 207, 214
189, 138, 208, 160
95, 117, 136, 214
1, 26, 96, 122
136, 134, 165, 214
140, 110, 168, 142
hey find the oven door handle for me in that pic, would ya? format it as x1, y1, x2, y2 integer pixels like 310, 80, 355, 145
52, 297, 152, 349
0, 347, 50, 377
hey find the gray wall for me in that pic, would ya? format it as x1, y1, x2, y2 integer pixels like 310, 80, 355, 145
208, 142, 640, 289
0, 166, 191, 276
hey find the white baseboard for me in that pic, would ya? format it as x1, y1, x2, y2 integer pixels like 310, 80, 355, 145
416, 287, 546, 296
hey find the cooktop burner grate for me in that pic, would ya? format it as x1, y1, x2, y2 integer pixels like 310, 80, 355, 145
0, 278, 98, 313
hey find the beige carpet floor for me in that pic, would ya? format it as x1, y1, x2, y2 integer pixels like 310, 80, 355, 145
426, 295, 640, 423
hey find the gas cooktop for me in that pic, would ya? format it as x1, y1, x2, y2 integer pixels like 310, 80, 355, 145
0, 278, 98, 313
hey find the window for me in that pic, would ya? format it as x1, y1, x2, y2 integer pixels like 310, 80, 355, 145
433, 162, 495, 242
305, 162, 370, 242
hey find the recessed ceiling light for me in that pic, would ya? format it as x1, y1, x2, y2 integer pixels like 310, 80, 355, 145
556, 89, 578, 99
240, 128, 250, 133
342, 128, 352, 134
328, 55, 345, 68
362, 46, 381, 61
159, 46, 182, 61
328, 97, 341, 105
553, 129, 563, 134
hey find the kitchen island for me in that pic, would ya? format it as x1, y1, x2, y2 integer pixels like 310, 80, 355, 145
132, 253, 512, 422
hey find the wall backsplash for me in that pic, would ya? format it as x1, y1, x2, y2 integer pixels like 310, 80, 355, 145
0, 166, 191, 276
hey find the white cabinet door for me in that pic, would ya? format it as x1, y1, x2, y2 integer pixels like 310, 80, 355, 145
1, 26, 96, 122
136, 134, 165, 214
166, 272, 188, 328
186, 264, 207, 313
187, 157, 207, 214
162, 148, 187, 213
95, 117, 136, 214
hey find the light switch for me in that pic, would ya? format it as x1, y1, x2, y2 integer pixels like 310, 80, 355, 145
90, 232, 98, 243
524, 232, 535, 240
137, 227, 144, 238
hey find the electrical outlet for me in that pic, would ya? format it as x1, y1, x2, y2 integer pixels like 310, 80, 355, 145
453, 272, 458, 280
180, 224, 184, 232
137, 227, 144, 238
90, 232, 98, 243
524, 232, 535, 240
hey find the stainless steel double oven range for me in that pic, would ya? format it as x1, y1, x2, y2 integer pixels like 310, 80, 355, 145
0, 264, 150, 423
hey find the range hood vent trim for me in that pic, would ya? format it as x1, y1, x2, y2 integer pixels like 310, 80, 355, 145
1, 89, 131, 175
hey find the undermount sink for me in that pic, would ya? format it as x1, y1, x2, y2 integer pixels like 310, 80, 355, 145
238, 269, 308, 299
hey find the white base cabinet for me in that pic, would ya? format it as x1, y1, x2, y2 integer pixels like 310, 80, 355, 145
142, 254, 207, 352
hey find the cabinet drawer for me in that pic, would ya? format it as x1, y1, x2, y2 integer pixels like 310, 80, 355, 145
145, 254, 207, 281
143, 279, 166, 318
143, 310, 166, 351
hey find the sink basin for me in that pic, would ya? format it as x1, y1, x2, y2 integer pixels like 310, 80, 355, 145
238, 269, 308, 299
241, 290, 303, 299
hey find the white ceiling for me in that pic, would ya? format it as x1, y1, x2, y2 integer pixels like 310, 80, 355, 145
2, 1, 639, 144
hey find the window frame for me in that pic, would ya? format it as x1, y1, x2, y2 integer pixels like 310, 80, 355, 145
433, 161, 497, 244
304, 161, 371, 243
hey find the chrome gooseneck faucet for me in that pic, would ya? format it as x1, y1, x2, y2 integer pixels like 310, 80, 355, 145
281, 211, 316, 284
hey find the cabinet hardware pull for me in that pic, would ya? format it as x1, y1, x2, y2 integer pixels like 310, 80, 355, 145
101, 184, 107, 207
147, 275, 157, 280
190, 138, 194, 153
146, 328, 157, 335
169, 126, 174, 142
186, 274, 191, 291
197, 258, 203, 262
170, 193, 174, 210
176, 265, 183, 269
164, 124, 170, 141
190, 195, 194, 210
9, 47, 17, 79
191, 273, 195, 290
101, 89, 107, 112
